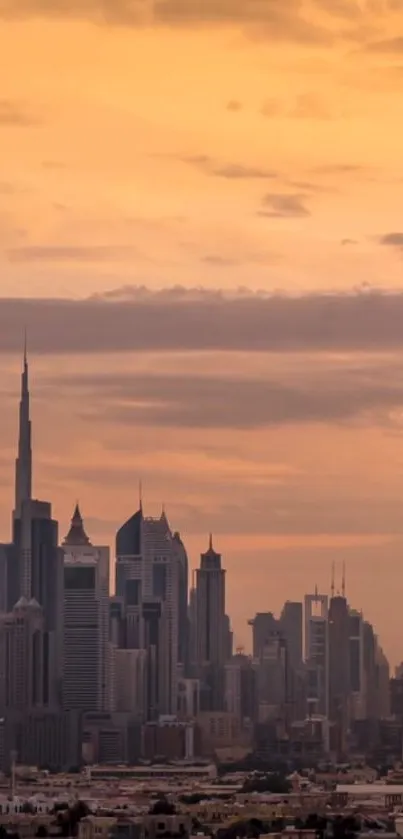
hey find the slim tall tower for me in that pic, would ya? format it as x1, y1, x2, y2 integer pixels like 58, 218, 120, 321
194, 536, 227, 710
304, 591, 329, 717
14, 339, 32, 519
62, 505, 111, 712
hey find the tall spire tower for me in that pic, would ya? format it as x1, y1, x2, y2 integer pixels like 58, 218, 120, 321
14, 335, 32, 517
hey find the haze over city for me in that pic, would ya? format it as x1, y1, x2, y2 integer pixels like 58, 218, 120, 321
2, 0, 403, 664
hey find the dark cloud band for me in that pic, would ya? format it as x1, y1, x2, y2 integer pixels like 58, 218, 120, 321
2, 286, 403, 354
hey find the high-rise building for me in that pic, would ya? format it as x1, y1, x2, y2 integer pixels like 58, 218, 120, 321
194, 536, 227, 711
172, 531, 189, 673
115, 507, 143, 605
225, 654, 256, 723
248, 612, 278, 659
280, 601, 304, 724
14, 337, 32, 521
0, 597, 46, 711
0, 543, 17, 613
11, 343, 32, 601
253, 632, 287, 723
141, 512, 180, 715
115, 508, 143, 649
223, 613, 233, 661
10, 347, 63, 707
188, 583, 197, 668
304, 590, 329, 717
115, 648, 147, 717
328, 594, 351, 725
115, 506, 184, 717
177, 678, 200, 719
13, 500, 63, 706
280, 602, 303, 671
363, 620, 377, 719
374, 642, 390, 719
62, 505, 111, 711
349, 609, 365, 721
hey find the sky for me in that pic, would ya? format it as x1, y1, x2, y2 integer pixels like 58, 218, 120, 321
2, 0, 403, 661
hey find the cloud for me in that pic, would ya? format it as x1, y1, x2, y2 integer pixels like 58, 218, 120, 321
226, 100, 243, 112
290, 93, 332, 120
214, 163, 277, 179
379, 232, 403, 250
0, 99, 40, 127
0, 0, 150, 24
364, 36, 403, 53
3, 287, 403, 355
42, 357, 403, 431
181, 155, 278, 180
259, 193, 310, 218
6, 245, 139, 262
287, 180, 334, 194
201, 251, 275, 267
313, 164, 363, 174
341, 238, 358, 246
0, 0, 336, 43
260, 99, 283, 118
0, 182, 19, 195
201, 255, 240, 267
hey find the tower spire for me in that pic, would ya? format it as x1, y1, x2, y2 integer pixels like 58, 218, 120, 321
342, 561, 346, 598
331, 561, 335, 598
14, 334, 32, 517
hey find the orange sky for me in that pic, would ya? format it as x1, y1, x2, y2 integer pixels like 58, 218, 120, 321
2, 0, 403, 663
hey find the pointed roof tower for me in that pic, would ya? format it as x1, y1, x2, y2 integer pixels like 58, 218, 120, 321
201, 532, 222, 569
63, 503, 92, 546
14, 333, 32, 517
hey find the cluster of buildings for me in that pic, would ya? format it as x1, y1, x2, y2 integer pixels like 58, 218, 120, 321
0, 350, 401, 771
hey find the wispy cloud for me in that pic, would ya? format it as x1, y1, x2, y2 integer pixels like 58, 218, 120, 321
259, 193, 310, 218
364, 36, 403, 53
0, 99, 41, 127
180, 155, 278, 180
379, 232, 403, 250
6, 245, 140, 262
226, 99, 243, 112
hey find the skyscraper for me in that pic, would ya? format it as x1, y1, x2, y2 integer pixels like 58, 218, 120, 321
8, 343, 33, 608
0, 597, 46, 711
349, 609, 365, 721
13, 501, 63, 706
304, 590, 329, 717
11, 346, 63, 706
14, 337, 32, 520
248, 612, 279, 659
142, 511, 180, 715
328, 594, 351, 724
194, 535, 227, 710
253, 632, 287, 723
225, 653, 256, 723
280, 602, 303, 671
115, 507, 143, 649
172, 531, 189, 673
62, 505, 111, 711
115, 507, 143, 605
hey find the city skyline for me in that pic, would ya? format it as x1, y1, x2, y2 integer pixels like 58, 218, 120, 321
0, 344, 393, 666
2, 0, 403, 664
0, 333, 392, 767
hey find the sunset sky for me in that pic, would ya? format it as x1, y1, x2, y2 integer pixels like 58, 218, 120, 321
2, 0, 403, 661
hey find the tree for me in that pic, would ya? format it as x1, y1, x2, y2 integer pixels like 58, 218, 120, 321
149, 798, 176, 816
241, 774, 291, 795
